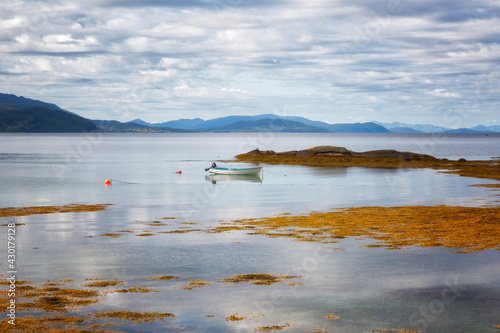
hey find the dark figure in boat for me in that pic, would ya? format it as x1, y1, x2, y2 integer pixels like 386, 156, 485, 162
205, 162, 217, 171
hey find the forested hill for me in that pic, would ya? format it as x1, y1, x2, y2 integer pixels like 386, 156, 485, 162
0, 105, 98, 132
0, 93, 68, 113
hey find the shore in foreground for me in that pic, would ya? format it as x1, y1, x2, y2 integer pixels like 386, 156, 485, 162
1, 201, 500, 332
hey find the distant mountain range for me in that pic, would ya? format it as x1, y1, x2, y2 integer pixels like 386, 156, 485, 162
130, 115, 500, 133
91, 119, 190, 133
1, 93, 499, 133
374, 121, 500, 133
129, 114, 391, 133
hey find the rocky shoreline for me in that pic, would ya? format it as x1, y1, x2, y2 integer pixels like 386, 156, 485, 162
236, 145, 500, 181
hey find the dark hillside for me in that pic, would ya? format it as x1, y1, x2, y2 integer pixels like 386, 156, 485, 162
0, 106, 98, 132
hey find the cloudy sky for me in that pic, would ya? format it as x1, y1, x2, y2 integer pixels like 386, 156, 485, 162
1, 0, 499, 126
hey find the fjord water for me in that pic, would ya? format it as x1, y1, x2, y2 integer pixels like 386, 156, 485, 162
1, 133, 500, 332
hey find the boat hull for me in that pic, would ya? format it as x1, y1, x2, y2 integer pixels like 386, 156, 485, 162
209, 167, 262, 175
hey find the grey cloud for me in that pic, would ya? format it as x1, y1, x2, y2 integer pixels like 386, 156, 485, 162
0, 71, 25, 76
340, 0, 500, 22
0, 0, 499, 125
11, 50, 109, 57
92, 0, 285, 9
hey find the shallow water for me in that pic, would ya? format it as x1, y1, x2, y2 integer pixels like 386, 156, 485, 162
1, 133, 500, 332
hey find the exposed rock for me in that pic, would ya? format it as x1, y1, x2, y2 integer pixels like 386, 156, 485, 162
276, 150, 299, 156
246, 148, 262, 155
242, 146, 438, 161
351, 149, 437, 161
246, 148, 276, 155
296, 145, 352, 157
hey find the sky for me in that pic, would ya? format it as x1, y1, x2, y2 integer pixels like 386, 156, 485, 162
0, 0, 499, 127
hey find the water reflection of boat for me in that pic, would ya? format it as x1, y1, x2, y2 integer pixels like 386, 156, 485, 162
206, 174, 262, 184
208, 166, 262, 175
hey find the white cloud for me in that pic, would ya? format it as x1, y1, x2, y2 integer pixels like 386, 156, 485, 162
425, 89, 461, 98
0, 16, 25, 29
220, 87, 249, 94
146, 24, 205, 38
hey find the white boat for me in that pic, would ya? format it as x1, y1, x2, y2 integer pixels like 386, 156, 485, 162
208, 166, 262, 175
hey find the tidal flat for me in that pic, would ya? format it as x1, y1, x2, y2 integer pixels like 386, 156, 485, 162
0, 273, 305, 332
231, 206, 500, 253
1, 202, 500, 331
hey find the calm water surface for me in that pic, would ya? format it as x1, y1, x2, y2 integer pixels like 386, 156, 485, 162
1, 133, 499, 333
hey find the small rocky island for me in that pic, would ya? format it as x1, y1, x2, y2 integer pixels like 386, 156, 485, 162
242, 145, 440, 161
236, 145, 500, 181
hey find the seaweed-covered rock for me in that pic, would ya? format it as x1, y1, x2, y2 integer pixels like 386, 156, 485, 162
297, 146, 352, 157
242, 146, 437, 161
353, 149, 437, 161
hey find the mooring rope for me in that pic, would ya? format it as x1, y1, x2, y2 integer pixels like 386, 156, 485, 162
108, 179, 138, 184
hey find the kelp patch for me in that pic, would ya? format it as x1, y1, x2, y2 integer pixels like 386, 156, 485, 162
254, 323, 291, 331
180, 279, 212, 290
232, 206, 500, 253
1, 280, 100, 313
93, 311, 175, 323
220, 274, 300, 286
84, 280, 124, 288
0, 204, 111, 218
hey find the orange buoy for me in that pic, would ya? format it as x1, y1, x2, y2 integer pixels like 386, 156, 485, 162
104, 179, 111, 185
176, 170, 182, 174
